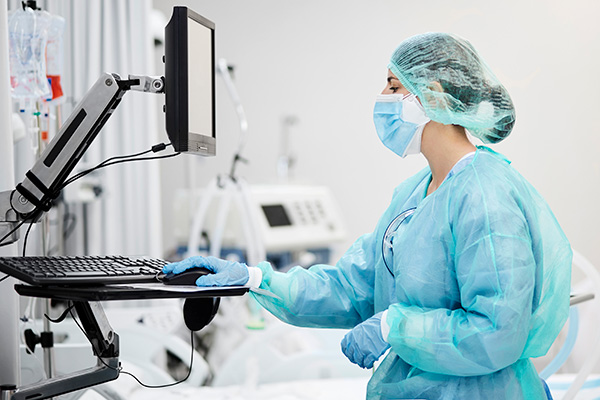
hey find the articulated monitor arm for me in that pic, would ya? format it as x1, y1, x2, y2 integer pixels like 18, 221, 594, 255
9, 301, 120, 400
0, 73, 164, 246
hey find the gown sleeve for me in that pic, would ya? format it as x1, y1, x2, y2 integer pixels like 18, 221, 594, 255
250, 232, 377, 329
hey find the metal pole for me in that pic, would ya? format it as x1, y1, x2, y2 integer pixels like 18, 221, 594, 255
0, 385, 17, 400
0, 0, 21, 389
37, 109, 56, 382
41, 299, 56, 380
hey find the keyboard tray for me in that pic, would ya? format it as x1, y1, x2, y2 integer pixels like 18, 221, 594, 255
15, 283, 249, 301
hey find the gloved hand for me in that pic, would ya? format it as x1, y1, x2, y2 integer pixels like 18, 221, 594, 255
341, 311, 390, 369
162, 256, 249, 287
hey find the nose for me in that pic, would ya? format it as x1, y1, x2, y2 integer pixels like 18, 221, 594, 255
381, 85, 394, 95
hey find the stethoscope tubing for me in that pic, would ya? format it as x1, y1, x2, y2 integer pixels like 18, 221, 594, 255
382, 207, 416, 276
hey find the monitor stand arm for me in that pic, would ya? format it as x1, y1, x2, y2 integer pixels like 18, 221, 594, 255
0, 73, 164, 246
10, 301, 120, 400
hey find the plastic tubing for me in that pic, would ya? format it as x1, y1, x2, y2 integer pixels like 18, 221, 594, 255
237, 178, 266, 264
187, 177, 219, 257
562, 250, 600, 400
216, 59, 249, 157
209, 178, 234, 258
539, 306, 579, 380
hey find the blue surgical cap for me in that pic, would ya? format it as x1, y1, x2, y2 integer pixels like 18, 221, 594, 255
388, 32, 515, 143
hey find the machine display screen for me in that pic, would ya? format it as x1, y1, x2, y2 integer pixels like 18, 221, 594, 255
262, 205, 292, 227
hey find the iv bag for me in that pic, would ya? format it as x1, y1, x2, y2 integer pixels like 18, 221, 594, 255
46, 15, 65, 101
8, 6, 52, 100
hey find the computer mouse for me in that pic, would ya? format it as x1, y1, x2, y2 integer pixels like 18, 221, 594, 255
162, 267, 213, 285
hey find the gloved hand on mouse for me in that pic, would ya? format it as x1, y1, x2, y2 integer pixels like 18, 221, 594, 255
166, 256, 390, 369
162, 256, 255, 287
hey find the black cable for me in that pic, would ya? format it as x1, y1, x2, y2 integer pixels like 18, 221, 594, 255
68, 304, 194, 389
54, 149, 176, 247
22, 220, 36, 257
119, 343, 194, 389
2, 143, 178, 278
61, 148, 154, 188
0, 220, 29, 282
80, 144, 162, 171
44, 304, 75, 323
47, 198, 77, 256
59, 143, 175, 191
3, 142, 176, 251
57, 150, 180, 198
62, 213, 77, 242
0, 218, 27, 247
61, 200, 77, 239
68, 305, 120, 371
77, 151, 181, 176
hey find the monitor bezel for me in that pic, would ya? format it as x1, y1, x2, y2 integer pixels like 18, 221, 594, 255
164, 6, 216, 156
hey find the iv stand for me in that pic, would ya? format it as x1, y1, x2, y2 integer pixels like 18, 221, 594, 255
0, 72, 164, 399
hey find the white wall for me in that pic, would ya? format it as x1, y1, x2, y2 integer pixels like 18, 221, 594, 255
153, 0, 600, 268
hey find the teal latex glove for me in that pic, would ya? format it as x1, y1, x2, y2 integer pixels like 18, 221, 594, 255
341, 311, 390, 369
162, 256, 249, 287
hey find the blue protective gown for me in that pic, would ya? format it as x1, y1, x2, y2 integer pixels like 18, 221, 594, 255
250, 146, 572, 400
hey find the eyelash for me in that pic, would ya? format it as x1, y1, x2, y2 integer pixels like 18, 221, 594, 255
390, 86, 400, 93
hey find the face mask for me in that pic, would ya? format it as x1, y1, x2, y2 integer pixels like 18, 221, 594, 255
373, 94, 430, 158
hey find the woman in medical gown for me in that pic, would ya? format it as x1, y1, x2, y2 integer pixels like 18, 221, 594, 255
165, 32, 572, 400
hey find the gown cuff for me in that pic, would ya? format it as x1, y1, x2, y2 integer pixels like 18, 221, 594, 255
247, 266, 263, 288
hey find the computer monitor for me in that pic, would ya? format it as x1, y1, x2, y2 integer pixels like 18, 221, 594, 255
164, 6, 216, 156
4, 6, 217, 221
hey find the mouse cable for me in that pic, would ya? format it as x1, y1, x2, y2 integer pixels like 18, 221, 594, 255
44, 303, 75, 323
66, 303, 195, 389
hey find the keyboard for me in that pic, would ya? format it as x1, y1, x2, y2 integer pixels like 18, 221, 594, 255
0, 255, 168, 286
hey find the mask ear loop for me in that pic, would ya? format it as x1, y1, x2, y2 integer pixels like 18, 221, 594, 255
375, 93, 412, 103
382, 208, 416, 276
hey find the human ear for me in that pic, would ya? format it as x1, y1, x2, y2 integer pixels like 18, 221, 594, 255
428, 81, 444, 93
422, 81, 447, 110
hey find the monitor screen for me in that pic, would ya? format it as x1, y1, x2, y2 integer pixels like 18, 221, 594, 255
164, 7, 216, 156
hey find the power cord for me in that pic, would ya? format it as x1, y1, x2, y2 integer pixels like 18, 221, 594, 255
64, 304, 195, 389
